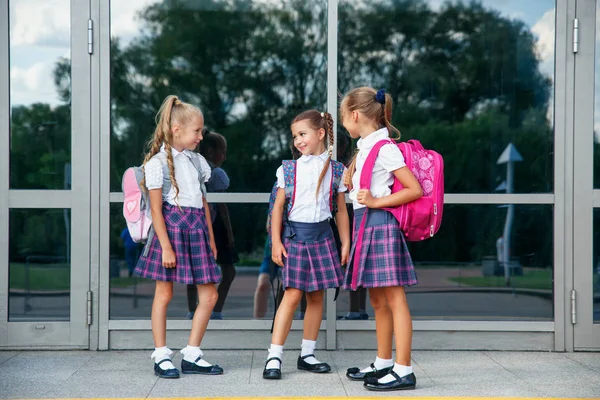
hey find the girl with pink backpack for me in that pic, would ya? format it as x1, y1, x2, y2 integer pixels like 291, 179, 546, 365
341, 87, 426, 391
124, 95, 224, 379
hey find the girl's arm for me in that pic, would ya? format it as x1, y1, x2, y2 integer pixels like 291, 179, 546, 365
203, 197, 218, 258
357, 167, 423, 209
148, 189, 176, 268
271, 188, 287, 267
335, 193, 351, 266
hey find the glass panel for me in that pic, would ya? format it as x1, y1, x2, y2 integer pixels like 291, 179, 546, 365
9, 0, 72, 189
110, 202, 317, 320
337, 204, 554, 321
109, 0, 328, 192
592, 209, 600, 322
338, 0, 555, 194
9, 209, 71, 321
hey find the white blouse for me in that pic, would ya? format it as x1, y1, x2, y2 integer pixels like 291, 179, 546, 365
349, 127, 406, 210
144, 145, 211, 209
276, 151, 348, 223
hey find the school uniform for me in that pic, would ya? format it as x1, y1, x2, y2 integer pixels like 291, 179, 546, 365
134, 145, 222, 285
342, 128, 418, 289
275, 151, 346, 293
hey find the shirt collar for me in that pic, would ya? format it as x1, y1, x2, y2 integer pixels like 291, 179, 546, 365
357, 127, 389, 152
298, 150, 329, 163
160, 143, 184, 158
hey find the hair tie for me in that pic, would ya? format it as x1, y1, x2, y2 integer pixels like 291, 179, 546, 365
320, 112, 325, 118
328, 144, 333, 156
375, 89, 386, 105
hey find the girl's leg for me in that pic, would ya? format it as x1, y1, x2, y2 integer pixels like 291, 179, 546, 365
299, 290, 329, 369
265, 288, 303, 371
383, 286, 412, 367
253, 273, 271, 318
271, 288, 303, 345
212, 264, 236, 318
369, 287, 393, 360
186, 284, 197, 318
302, 290, 323, 341
151, 281, 173, 347
151, 281, 178, 374
181, 283, 221, 370
188, 283, 219, 346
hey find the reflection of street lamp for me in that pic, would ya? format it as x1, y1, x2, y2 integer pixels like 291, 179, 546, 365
497, 143, 523, 286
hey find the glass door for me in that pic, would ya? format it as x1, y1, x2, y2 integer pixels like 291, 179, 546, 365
0, 0, 91, 348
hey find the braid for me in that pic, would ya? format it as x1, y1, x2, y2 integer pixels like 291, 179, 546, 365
163, 141, 180, 203
315, 112, 334, 199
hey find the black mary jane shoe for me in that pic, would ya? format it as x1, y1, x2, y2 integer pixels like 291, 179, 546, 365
181, 357, 224, 375
346, 363, 393, 381
154, 359, 180, 379
263, 357, 282, 380
297, 354, 331, 373
364, 371, 416, 391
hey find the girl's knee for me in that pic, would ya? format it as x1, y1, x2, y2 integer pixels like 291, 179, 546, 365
154, 285, 173, 304
199, 285, 219, 306
306, 290, 324, 304
283, 288, 303, 306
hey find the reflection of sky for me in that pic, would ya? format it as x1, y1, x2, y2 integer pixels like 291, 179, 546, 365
10, 0, 556, 107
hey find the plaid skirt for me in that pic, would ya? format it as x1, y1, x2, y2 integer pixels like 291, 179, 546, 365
342, 208, 417, 289
282, 220, 343, 293
134, 204, 222, 285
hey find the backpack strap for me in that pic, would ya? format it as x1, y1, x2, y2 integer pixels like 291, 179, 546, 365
330, 160, 345, 214
359, 139, 395, 190
351, 139, 394, 291
281, 160, 297, 216
186, 153, 209, 198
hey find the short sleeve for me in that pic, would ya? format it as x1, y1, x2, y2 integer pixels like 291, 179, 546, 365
379, 144, 406, 172
276, 166, 285, 189
144, 158, 163, 190
207, 167, 230, 192
338, 167, 348, 193
196, 154, 212, 183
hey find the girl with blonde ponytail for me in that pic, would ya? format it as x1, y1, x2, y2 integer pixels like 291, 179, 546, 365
340, 87, 422, 391
134, 95, 224, 379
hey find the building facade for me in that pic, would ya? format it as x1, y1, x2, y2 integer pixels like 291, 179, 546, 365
0, 0, 599, 351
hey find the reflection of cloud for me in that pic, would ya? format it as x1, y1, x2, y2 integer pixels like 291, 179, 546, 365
10, 0, 70, 47
10, 60, 62, 106
531, 8, 555, 71
111, 0, 157, 42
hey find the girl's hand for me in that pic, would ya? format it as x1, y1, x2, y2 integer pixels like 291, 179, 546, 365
343, 170, 353, 191
162, 247, 176, 268
340, 243, 350, 267
357, 189, 377, 208
271, 240, 288, 267
210, 238, 218, 259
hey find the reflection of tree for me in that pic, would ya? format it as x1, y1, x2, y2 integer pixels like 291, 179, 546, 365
13, 0, 554, 265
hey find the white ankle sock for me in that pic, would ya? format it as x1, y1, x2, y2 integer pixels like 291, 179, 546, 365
300, 339, 321, 365
266, 344, 283, 369
360, 356, 393, 373
151, 346, 175, 370
378, 363, 413, 383
180, 345, 212, 367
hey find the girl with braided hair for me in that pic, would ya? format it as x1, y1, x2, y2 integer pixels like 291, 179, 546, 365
134, 95, 224, 379
263, 109, 350, 380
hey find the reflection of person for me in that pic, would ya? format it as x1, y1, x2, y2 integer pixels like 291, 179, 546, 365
186, 130, 238, 320
336, 125, 369, 320
120, 227, 139, 277
133, 95, 223, 378
263, 110, 350, 380
341, 87, 421, 391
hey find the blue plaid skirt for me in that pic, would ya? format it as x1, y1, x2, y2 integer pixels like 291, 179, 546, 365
134, 204, 222, 284
342, 208, 417, 289
282, 220, 343, 293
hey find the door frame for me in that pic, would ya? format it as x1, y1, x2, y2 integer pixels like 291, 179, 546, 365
0, 0, 92, 348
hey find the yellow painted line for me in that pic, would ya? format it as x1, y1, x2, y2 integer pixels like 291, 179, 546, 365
14, 397, 599, 400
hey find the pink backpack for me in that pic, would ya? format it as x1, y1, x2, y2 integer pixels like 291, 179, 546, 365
359, 139, 444, 241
